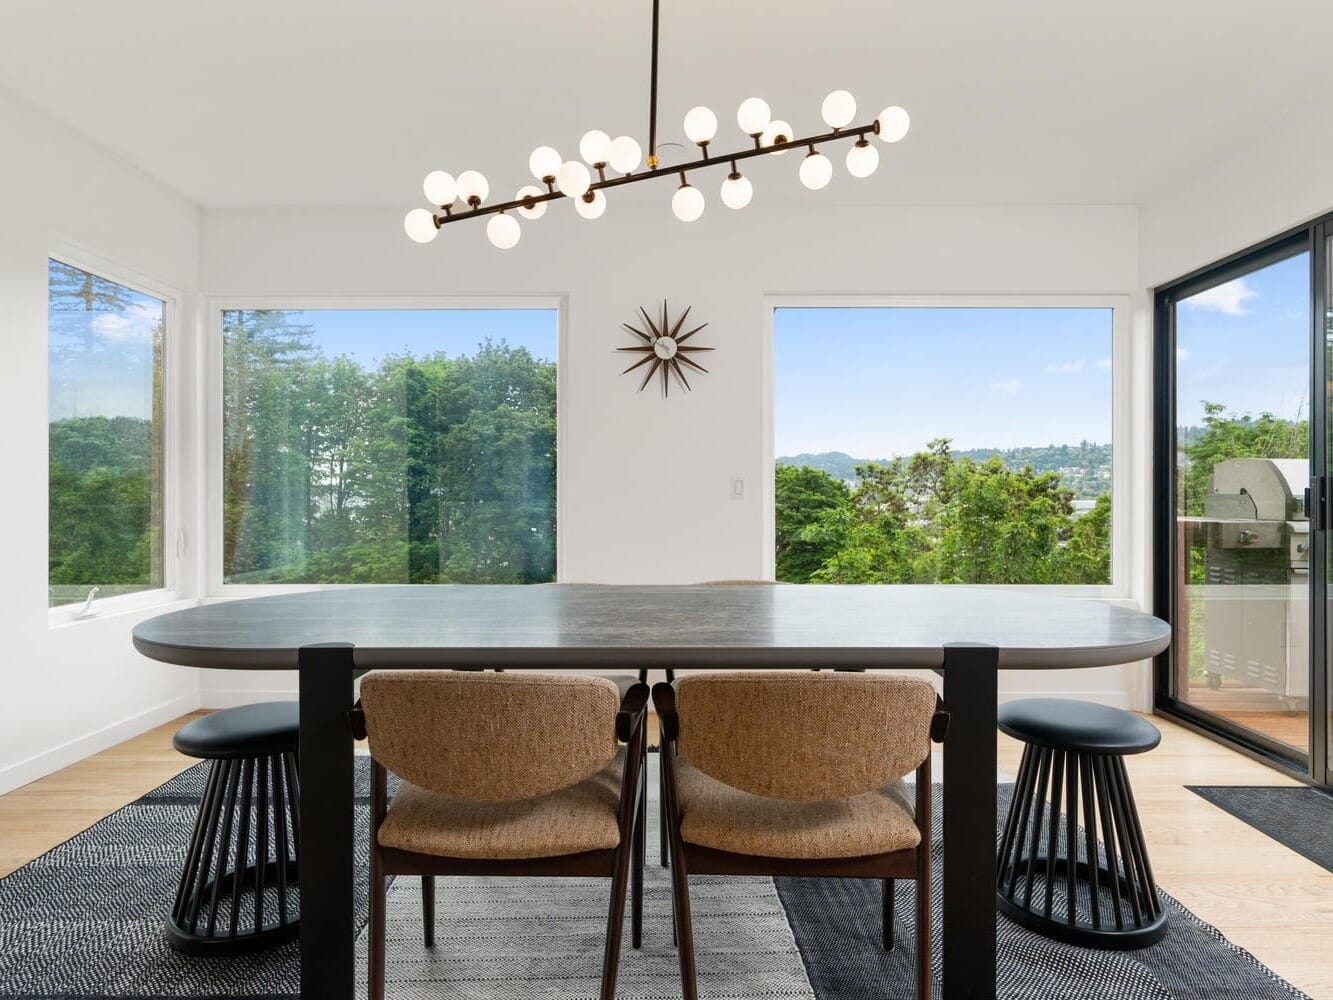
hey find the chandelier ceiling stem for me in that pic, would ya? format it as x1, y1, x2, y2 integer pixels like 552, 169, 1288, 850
648, 0, 660, 168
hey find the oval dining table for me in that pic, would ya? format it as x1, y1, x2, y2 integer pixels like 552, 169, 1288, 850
133, 583, 1171, 1000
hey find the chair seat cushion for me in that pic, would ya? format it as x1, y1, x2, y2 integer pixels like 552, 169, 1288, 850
675, 758, 919, 860
997, 698, 1161, 754
172, 702, 299, 760
378, 750, 625, 860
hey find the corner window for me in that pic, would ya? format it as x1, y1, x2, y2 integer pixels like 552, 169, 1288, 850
773, 305, 1114, 585
48, 259, 165, 607
221, 308, 558, 585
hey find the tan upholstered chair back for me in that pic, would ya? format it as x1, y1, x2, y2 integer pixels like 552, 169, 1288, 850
674, 672, 937, 802
359, 671, 620, 802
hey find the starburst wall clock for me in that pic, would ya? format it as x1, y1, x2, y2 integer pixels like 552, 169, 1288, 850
618, 300, 713, 398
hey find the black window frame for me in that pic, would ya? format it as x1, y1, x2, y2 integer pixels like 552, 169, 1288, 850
1152, 215, 1331, 788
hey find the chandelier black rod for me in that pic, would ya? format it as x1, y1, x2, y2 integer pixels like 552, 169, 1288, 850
431, 120, 879, 228
648, 0, 660, 167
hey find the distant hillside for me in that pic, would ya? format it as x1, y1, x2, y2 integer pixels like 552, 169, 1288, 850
778, 442, 1112, 500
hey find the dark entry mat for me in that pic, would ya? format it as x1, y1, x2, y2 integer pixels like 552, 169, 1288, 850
1186, 784, 1333, 874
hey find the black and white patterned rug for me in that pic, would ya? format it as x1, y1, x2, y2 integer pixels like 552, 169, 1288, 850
0, 758, 1310, 999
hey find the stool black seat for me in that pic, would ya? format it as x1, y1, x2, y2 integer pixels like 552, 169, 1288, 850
167, 702, 300, 955
996, 697, 1166, 949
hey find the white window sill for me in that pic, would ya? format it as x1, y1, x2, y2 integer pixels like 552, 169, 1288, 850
48, 589, 194, 629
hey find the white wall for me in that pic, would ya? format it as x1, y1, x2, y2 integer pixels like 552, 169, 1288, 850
0, 89, 203, 794
199, 201, 1151, 708
1140, 84, 1333, 288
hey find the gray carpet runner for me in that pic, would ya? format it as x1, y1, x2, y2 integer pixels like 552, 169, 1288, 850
0, 756, 1311, 999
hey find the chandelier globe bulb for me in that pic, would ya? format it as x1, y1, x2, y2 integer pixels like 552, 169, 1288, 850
846, 139, 880, 178
736, 97, 771, 136
672, 182, 705, 222
486, 212, 521, 250
798, 150, 832, 190
422, 170, 457, 206
528, 146, 562, 182
556, 160, 592, 198
821, 90, 857, 129
403, 208, 438, 244
608, 136, 643, 174
876, 106, 911, 143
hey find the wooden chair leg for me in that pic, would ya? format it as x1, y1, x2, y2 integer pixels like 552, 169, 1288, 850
917, 853, 938, 1000
369, 852, 387, 1000
669, 840, 698, 1000
632, 739, 646, 948
882, 878, 895, 951
659, 748, 670, 868
599, 838, 634, 1000
421, 875, 436, 948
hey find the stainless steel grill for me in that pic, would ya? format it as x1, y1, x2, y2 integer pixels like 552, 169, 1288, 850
1195, 458, 1308, 701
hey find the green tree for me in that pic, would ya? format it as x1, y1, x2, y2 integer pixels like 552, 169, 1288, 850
774, 464, 852, 582
776, 439, 1111, 586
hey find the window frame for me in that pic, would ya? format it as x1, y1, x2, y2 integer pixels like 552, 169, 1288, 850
47, 239, 183, 626
1151, 226, 1320, 776
764, 294, 1132, 599
203, 295, 566, 599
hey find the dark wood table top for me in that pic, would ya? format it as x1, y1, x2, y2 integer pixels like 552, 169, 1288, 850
132, 584, 1171, 671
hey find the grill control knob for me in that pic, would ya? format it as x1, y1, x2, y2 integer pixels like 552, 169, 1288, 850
1237, 530, 1259, 545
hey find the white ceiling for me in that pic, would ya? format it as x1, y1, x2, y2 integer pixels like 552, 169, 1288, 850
0, 0, 1329, 209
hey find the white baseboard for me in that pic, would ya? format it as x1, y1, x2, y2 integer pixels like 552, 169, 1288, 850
0, 691, 201, 796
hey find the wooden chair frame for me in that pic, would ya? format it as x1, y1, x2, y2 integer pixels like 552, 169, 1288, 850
350, 681, 650, 1000
652, 681, 948, 1000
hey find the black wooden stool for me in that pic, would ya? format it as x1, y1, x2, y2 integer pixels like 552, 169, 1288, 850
167, 702, 300, 955
996, 698, 1166, 949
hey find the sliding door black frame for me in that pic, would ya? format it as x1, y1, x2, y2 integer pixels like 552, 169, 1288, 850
1153, 216, 1330, 787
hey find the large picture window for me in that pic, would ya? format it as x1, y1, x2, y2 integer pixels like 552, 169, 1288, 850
773, 305, 1114, 585
221, 307, 557, 585
48, 258, 165, 607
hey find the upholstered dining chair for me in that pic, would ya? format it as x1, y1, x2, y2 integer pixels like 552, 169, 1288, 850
652, 672, 948, 1000
350, 672, 649, 1000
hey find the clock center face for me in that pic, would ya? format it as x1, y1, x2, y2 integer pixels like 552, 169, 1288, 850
654, 337, 678, 359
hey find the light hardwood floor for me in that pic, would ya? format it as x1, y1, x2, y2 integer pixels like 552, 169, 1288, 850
2, 712, 1330, 997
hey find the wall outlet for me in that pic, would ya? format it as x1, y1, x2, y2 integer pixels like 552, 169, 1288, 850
730, 475, 745, 500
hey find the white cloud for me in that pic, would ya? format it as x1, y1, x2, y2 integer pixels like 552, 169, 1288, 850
1045, 359, 1086, 375
1096, 357, 1113, 371
1182, 278, 1258, 317
990, 379, 1022, 396
1176, 347, 1191, 362
90, 303, 159, 344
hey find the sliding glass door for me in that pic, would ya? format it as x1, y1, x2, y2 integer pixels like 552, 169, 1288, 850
1156, 223, 1333, 786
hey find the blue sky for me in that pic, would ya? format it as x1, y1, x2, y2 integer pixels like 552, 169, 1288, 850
52, 256, 1314, 456
1175, 251, 1309, 432
297, 308, 557, 367
48, 267, 162, 422
775, 306, 1114, 456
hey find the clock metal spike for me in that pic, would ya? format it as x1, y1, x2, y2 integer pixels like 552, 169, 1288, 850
622, 323, 653, 343
617, 345, 657, 352
621, 354, 656, 374
668, 304, 692, 340
676, 354, 710, 374
670, 359, 692, 391
675, 322, 709, 344
660, 356, 669, 397
638, 357, 663, 392
676, 345, 715, 352
639, 306, 660, 340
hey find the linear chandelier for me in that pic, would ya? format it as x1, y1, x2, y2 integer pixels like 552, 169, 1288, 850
403, 0, 910, 250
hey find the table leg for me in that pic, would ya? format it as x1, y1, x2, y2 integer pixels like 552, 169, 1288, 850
298, 643, 356, 1000
941, 642, 999, 1000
